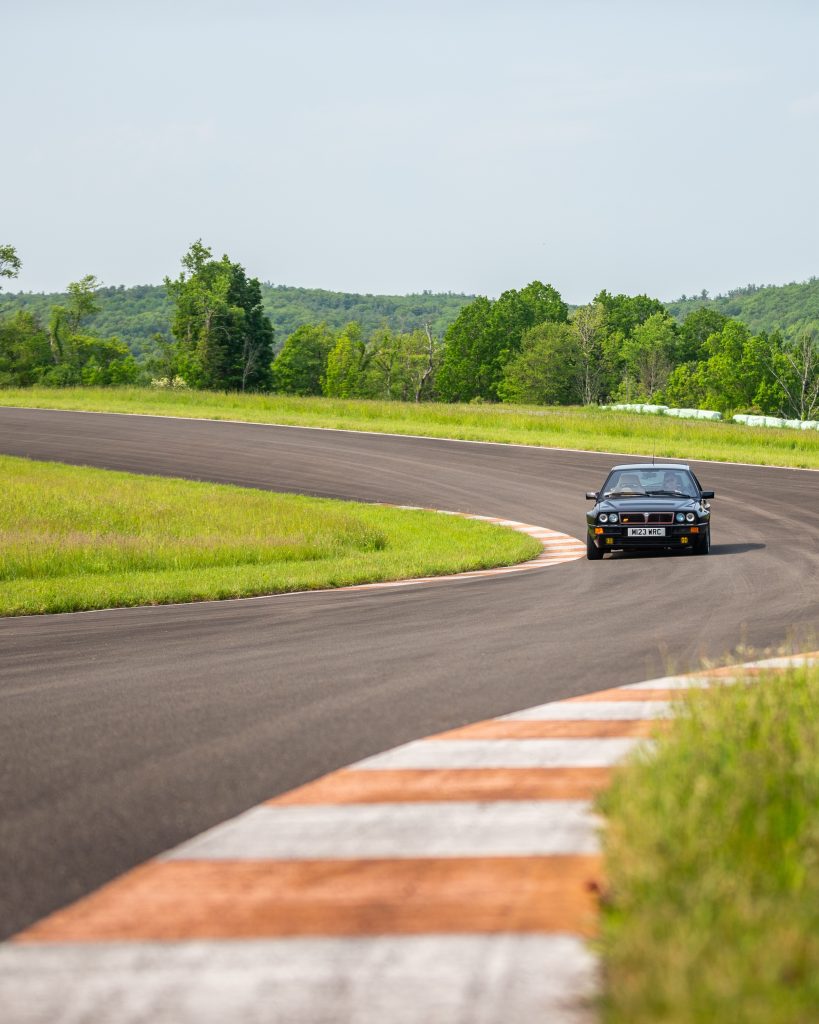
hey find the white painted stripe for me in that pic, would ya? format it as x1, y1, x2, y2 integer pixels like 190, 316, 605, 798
162, 801, 601, 860
501, 700, 673, 721
0, 934, 598, 1024
742, 655, 819, 669
354, 738, 640, 770
621, 675, 714, 690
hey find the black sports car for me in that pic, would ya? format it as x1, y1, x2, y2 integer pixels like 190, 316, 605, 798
585, 463, 714, 560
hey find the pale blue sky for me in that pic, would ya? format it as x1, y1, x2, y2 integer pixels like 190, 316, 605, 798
4, 1, 819, 302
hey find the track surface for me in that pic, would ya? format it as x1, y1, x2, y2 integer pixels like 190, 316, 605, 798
1, 407, 817, 938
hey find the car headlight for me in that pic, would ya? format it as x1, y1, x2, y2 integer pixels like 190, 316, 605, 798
608, 512, 618, 523
675, 512, 685, 523
599, 513, 609, 523
685, 512, 696, 522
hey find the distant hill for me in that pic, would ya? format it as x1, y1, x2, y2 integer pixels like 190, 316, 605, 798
665, 277, 819, 336
6, 275, 819, 358
0, 283, 475, 358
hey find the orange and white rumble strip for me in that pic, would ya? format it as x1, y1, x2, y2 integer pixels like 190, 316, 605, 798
3, 653, 817, 1024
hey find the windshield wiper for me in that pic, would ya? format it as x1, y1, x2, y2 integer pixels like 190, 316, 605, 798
604, 490, 647, 497
646, 489, 691, 497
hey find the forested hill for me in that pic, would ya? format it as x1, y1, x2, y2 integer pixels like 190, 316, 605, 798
665, 277, 819, 336
5, 275, 818, 358
0, 283, 474, 357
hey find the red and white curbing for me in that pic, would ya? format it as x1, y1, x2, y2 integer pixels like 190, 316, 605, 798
3, 653, 816, 1024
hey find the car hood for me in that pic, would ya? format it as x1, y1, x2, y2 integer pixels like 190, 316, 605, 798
596, 496, 700, 512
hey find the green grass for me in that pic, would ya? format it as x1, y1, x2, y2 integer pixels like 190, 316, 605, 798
0, 455, 539, 616
2, 387, 818, 469
600, 661, 819, 1024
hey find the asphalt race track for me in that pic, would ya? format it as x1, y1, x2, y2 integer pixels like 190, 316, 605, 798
1, 407, 817, 939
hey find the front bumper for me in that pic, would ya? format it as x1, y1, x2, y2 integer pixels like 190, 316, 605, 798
587, 524, 705, 550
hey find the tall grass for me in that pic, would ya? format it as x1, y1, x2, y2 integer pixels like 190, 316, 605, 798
2, 387, 818, 469
600, 662, 819, 1024
0, 455, 539, 615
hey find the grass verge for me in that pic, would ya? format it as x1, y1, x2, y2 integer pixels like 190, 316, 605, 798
600, 661, 819, 1024
0, 455, 540, 616
2, 387, 818, 469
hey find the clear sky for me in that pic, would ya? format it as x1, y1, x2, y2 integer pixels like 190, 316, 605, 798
4, 0, 819, 302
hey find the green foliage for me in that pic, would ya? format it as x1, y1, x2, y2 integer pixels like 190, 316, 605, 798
165, 241, 274, 392
0, 244, 22, 285
2, 254, 817, 415
600, 664, 819, 1024
365, 325, 442, 402
437, 282, 568, 402
0, 311, 51, 385
595, 289, 666, 337
619, 312, 679, 400
0, 282, 472, 357
272, 323, 335, 395
677, 306, 728, 362
498, 322, 580, 404
0, 272, 138, 387
771, 328, 819, 420
323, 322, 369, 398
667, 276, 819, 339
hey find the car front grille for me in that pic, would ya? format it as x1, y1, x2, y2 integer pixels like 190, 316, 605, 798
619, 512, 674, 525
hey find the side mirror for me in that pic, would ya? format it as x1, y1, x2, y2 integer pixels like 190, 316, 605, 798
585, 491, 599, 500
701, 490, 715, 499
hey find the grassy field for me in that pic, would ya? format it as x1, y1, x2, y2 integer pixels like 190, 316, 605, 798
600, 661, 819, 1024
0, 455, 539, 616
2, 387, 818, 469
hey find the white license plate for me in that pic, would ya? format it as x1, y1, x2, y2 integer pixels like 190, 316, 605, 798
627, 527, 666, 537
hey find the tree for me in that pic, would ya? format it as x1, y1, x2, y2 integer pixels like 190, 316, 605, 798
365, 326, 400, 399
436, 296, 495, 402
48, 274, 102, 363
272, 323, 335, 395
498, 323, 580, 404
0, 311, 51, 385
0, 244, 21, 287
165, 241, 274, 391
437, 282, 567, 402
762, 327, 819, 420
667, 320, 788, 414
323, 322, 368, 397
365, 325, 443, 401
407, 325, 442, 402
620, 312, 679, 399
571, 302, 609, 405
677, 307, 728, 363
594, 290, 665, 338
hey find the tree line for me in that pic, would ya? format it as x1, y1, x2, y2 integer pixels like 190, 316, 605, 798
1, 241, 817, 419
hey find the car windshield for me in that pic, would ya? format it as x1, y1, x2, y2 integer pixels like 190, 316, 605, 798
602, 468, 698, 498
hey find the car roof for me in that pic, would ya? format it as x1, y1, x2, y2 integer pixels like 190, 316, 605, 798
609, 464, 691, 471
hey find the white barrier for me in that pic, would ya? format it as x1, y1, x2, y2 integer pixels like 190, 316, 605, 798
732, 414, 819, 430
607, 405, 721, 421
606, 405, 819, 428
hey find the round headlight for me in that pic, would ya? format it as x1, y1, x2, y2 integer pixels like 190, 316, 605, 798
599, 513, 609, 523
675, 512, 685, 523
608, 512, 618, 523
686, 512, 696, 523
